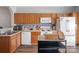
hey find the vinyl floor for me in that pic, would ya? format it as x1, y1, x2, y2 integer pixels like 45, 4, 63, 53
15, 45, 79, 53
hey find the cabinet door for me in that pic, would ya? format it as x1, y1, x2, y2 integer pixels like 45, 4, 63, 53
65, 36, 75, 47
22, 32, 31, 45
16, 32, 21, 48
76, 13, 79, 44
76, 26, 79, 44
14, 13, 24, 24
0, 37, 9, 52
31, 32, 40, 45
10, 36, 17, 52
24, 14, 30, 24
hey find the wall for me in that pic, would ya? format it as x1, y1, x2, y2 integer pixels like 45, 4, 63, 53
16, 6, 75, 13
74, 6, 79, 12
9, 6, 16, 27
9, 6, 16, 13
0, 7, 11, 28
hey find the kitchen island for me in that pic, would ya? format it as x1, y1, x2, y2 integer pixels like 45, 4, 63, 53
38, 30, 66, 53
0, 31, 21, 53
38, 39, 67, 53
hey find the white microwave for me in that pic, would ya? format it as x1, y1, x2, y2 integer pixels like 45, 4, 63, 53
40, 17, 51, 23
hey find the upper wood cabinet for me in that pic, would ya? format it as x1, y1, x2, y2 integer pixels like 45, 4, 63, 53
57, 13, 73, 18
14, 13, 40, 24
29, 14, 40, 24
14, 13, 54, 24
14, 13, 73, 24
14, 13, 24, 24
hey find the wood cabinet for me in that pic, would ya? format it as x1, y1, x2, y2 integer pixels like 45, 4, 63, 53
76, 24, 79, 44
31, 32, 40, 45
10, 35, 17, 52
16, 32, 21, 48
14, 13, 73, 25
14, 13, 24, 24
0, 32, 21, 53
0, 37, 10, 52
73, 12, 79, 44
57, 13, 73, 17
14, 13, 40, 24
14, 13, 56, 24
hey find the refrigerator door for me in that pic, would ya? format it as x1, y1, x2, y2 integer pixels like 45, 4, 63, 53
60, 17, 76, 35
65, 36, 75, 47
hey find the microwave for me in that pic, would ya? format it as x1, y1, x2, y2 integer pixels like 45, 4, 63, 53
40, 17, 51, 23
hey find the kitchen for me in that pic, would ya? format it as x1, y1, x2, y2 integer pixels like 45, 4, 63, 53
0, 6, 79, 53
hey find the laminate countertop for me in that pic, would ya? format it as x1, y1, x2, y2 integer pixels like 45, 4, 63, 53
0, 31, 21, 37
22, 29, 41, 32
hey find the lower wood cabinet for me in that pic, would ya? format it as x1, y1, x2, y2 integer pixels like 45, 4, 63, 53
31, 32, 40, 45
10, 36, 17, 53
16, 32, 21, 48
0, 37, 10, 53
0, 32, 21, 53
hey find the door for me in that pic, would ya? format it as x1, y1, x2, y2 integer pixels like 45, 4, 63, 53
10, 37, 17, 52
65, 36, 75, 47
31, 32, 40, 45
60, 17, 76, 35
16, 32, 21, 48
22, 32, 31, 45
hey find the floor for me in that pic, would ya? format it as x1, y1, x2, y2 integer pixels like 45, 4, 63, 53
15, 45, 79, 53
15, 45, 38, 53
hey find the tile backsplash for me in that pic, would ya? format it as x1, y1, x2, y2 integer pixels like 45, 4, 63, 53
16, 23, 52, 29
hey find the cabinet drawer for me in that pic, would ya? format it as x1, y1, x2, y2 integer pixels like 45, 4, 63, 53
10, 35, 17, 39
31, 32, 40, 35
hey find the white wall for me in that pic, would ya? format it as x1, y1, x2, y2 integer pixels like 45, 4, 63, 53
0, 7, 11, 28
9, 6, 16, 27
10, 6, 16, 13
16, 6, 75, 13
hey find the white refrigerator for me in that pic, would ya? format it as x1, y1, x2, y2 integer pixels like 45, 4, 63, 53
59, 17, 76, 47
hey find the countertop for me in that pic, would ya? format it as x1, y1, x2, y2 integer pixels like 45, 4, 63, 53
0, 31, 21, 36
22, 29, 41, 32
